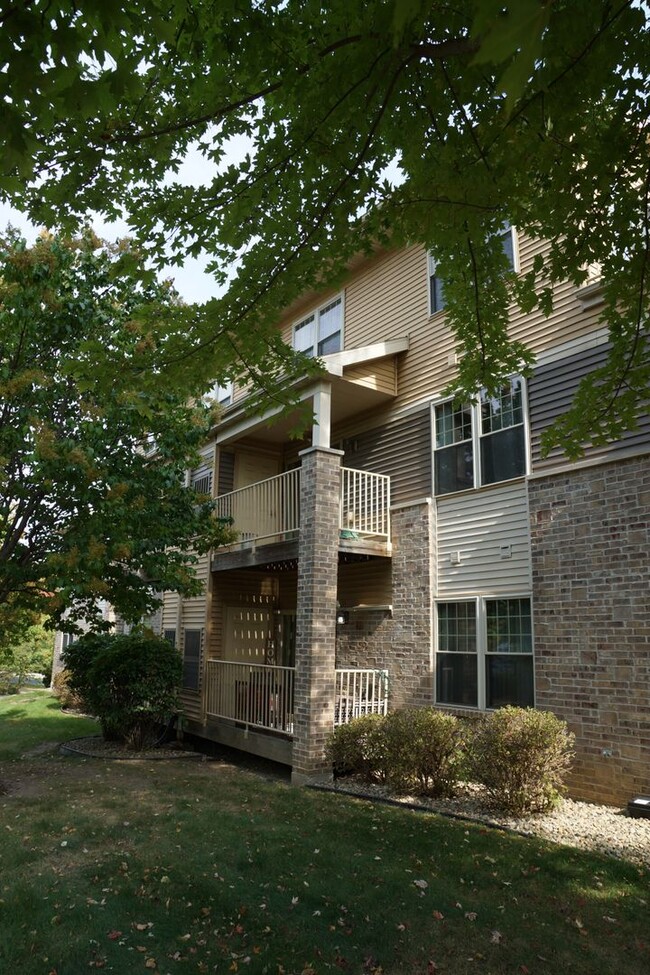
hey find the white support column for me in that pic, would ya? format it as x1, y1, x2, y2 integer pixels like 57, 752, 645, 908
311, 382, 332, 449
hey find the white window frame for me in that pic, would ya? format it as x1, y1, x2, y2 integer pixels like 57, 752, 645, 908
431, 376, 530, 496
292, 294, 344, 357
208, 380, 234, 407
427, 224, 519, 317
435, 595, 535, 711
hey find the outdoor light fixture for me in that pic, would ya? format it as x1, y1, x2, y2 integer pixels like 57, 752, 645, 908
336, 610, 349, 625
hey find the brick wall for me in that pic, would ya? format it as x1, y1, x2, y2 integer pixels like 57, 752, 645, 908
292, 447, 342, 782
335, 500, 436, 711
529, 454, 650, 804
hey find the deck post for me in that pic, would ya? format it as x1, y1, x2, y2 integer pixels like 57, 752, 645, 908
291, 445, 343, 784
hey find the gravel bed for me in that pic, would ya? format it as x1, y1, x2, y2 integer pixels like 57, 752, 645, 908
314, 778, 650, 869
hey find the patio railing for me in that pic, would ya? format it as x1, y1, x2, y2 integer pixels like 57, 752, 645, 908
334, 668, 389, 725
204, 661, 389, 734
204, 660, 295, 736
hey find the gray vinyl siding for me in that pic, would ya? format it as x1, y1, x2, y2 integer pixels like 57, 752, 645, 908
529, 344, 650, 470
436, 482, 532, 597
339, 408, 431, 505
217, 449, 235, 496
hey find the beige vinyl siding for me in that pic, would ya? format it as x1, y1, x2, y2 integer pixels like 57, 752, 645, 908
176, 552, 210, 721
437, 482, 532, 597
508, 235, 606, 355
224, 233, 609, 428
339, 237, 608, 414
337, 560, 392, 607
342, 358, 397, 395
335, 407, 431, 505
162, 590, 180, 635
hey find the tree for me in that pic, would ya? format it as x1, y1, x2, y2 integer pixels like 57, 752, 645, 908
0, 0, 648, 455
0, 614, 52, 688
0, 229, 231, 632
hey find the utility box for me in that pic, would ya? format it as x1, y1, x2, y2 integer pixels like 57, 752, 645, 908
627, 795, 650, 819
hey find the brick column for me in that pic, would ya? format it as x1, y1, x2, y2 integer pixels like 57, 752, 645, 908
389, 500, 436, 708
291, 446, 343, 784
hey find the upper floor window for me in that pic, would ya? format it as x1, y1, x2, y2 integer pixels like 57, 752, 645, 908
208, 381, 233, 407
428, 223, 517, 316
293, 296, 342, 357
433, 377, 527, 495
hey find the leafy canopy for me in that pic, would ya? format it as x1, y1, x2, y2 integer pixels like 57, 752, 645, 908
1, 0, 649, 454
0, 229, 230, 632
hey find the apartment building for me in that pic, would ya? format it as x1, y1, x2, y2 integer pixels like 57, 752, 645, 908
161, 231, 649, 805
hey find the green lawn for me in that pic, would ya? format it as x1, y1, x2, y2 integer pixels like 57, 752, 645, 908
0, 687, 98, 759
0, 692, 648, 975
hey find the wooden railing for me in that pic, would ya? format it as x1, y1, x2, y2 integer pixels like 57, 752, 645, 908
214, 466, 390, 546
334, 668, 389, 725
340, 468, 390, 540
204, 661, 389, 734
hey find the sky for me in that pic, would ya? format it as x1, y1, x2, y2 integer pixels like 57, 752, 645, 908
0, 138, 246, 304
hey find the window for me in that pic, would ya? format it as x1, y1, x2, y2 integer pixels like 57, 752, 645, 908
427, 224, 517, 316
433, 377, 527, 495
293, 296, 342, 357
436, 597, 533, 709
190, 464, 213, 497
428, 254, 445, 314
207, 381, 233, 407
182, 628, 202, 690
163, 629, 176, 648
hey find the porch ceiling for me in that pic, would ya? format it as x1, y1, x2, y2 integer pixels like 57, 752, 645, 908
216, 342, 405, 446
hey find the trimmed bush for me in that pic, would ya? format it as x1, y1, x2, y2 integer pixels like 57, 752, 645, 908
326, 714, 388, 781
327, 708, 464, 796
64, 632, 182, 749
467, 706, 574, 815
382, 708, 464, 797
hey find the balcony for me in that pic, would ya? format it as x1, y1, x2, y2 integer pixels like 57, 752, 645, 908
212, 467, 391, 568
204, 661, 389, 736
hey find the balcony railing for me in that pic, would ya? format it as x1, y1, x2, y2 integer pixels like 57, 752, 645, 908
340, 468, 390, 539
214, 466, 390, 546
214, 468, 301, 544
204, 661, 389, 734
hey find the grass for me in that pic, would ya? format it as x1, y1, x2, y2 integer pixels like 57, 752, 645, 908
0, 687, 98, 759
0, 693, 648, 975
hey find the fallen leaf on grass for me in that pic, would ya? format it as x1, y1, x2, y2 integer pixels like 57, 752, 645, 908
107, 931, 122, 941
432, 911, 444, 921
490, 930, 502, 944
464, 913, 477, 922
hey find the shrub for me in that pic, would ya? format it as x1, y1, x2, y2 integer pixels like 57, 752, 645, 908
51, 668, 85, 710
467, 706, 574, 815
381, 708, 464, 797
326, 714, 388, 781
64, 632, 182, 749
